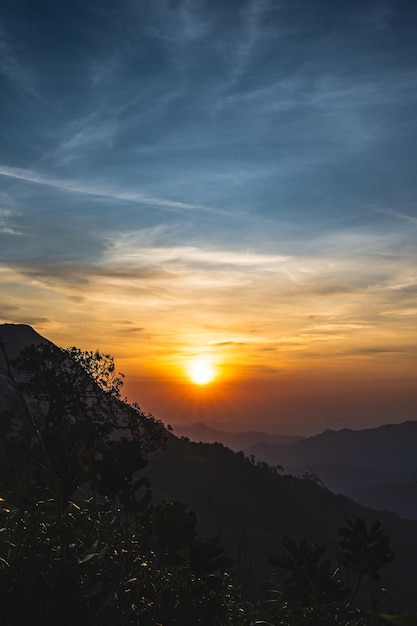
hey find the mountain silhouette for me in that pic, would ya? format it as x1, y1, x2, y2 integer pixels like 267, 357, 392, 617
0, 323, 51, 413
243, 423, 417, 519
172, 421, 303, 452
245, 423, 417, 472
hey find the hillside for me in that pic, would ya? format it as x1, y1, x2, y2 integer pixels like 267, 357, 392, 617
147, 434, 417, 594
172, 412, 417, 521
242, 423, 417, 519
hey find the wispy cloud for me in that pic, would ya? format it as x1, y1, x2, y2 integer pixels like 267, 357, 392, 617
0, 208, 23, 235
0, 165, 226, 215
375, 207, 417, 227
107, 233, 290, 269
54, 114, 118, 164
358, 1, 395, 31
233, 0, 271, 76
0, 22, 37, 95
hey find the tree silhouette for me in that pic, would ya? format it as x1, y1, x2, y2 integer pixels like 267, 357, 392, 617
0, 341, 246, 625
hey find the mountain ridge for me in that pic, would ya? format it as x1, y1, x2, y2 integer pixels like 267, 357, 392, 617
245, 420, 417, 473
172, 421, 303, 452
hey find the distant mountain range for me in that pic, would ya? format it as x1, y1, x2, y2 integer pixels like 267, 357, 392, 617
245, 422, 417, 472
172, 422, 303, 452
174, 418, 417, 520
2, 323, 417, 609
245, 422, 417, 518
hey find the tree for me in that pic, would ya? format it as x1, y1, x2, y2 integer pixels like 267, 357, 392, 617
265, 520, 394, 625
0, 341, 247, 625
0, 342, 166, 505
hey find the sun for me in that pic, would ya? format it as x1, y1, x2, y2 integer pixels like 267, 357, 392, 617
188, 357, 216, 385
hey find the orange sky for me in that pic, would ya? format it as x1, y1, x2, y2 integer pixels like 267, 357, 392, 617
121, 367, 416, 435
21, 283, 415, 436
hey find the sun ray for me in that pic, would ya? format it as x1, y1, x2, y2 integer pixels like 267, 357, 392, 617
187, 357, 216, 385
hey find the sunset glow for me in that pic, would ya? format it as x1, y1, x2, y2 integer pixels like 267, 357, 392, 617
187, 358, 216, 386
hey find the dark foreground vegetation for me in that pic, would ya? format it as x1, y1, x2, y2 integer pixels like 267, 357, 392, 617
0, 332, 416, 625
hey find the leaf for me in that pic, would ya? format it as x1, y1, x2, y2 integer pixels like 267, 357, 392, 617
378, 614, 417, 625
371, 521, 382, 534
78, 552, 98, 564
91, 591, 114, 621
84, 579, 104, 599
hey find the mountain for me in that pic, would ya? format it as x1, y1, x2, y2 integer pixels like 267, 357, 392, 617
0, 323, 50, 359
245, 423, 417, 519
173, 418, 417, 520
0, 323, 50, 412
3, 323, 417, 609
347, 483, 417, 521
246, 423, 417, 472
145, 435, 417, 593
172, 421, 303, 452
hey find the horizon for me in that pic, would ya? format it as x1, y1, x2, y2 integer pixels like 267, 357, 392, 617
1, 1, 416, 435
1, 321, 415, 437
1, 321, 416, 439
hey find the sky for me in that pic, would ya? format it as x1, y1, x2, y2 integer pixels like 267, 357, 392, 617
1, 0, 416, 435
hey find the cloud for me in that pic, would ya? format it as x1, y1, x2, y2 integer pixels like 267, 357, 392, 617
358, 1, 395, 31
0, 307, 50, 326
172, 0, 213, 42
2, 217, 414, 330
211, 340, 247, 347
101, 227, 416, 301
55, 114, 118, 164
375, 207, 417, 227
232, 0, 271, 77
107, 234, 290, 270
119, 326, 145, 334
0, 304, 19, 316
67, 295, 86, 304
0, 165, 226, 215
345, 345, 416, 356
5, 261, 167, 290
0, 22, 37, 95
135, 0, 213, 45
0, 208, 23, 236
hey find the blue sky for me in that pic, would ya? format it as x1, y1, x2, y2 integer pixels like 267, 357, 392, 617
1, 0, 416, 432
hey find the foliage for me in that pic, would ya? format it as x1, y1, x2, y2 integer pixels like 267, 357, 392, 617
378, 617, 417, 625
264, 520, 394, 625
0, 487, 247, 625
5, 342, 165, 450
338, 518, 395, 583
0, 343, 166, 503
